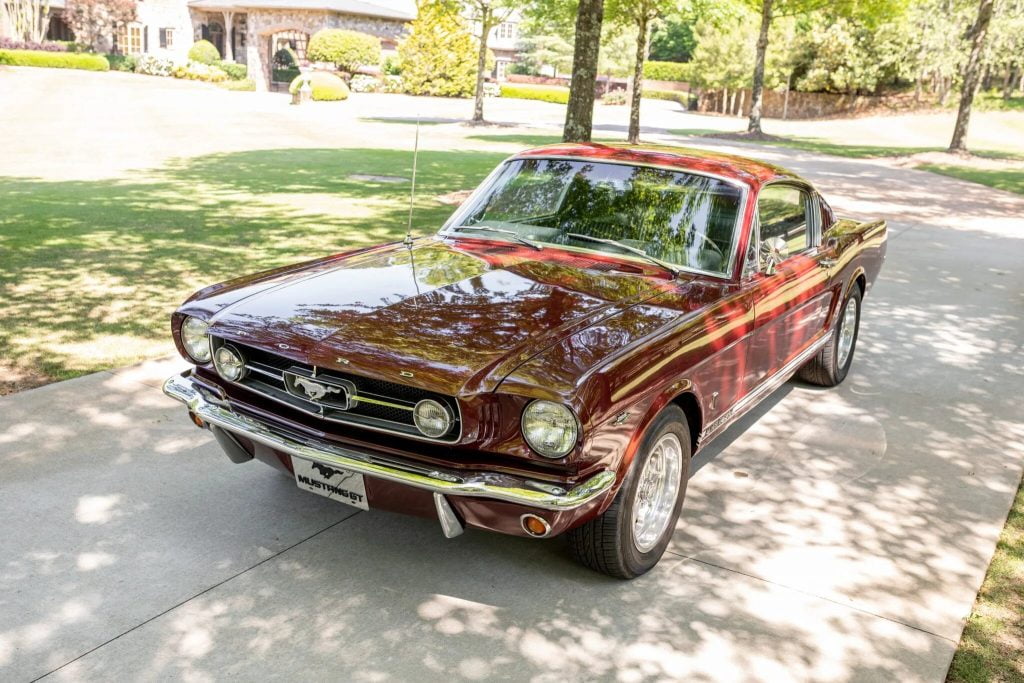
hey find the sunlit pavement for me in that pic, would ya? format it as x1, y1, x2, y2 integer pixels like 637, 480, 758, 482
2, 69, 1024, 682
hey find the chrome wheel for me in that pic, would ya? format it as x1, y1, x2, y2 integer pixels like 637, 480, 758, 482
631, 432, 683, 553
836, 296, 858, 369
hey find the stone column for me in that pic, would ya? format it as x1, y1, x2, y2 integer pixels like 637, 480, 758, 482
222, 11, 235, 61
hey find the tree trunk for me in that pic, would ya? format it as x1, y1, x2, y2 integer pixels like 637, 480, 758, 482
472, 8, 492, 123
563, 0, 604, 142
627, 14, 649, 144
1003, 66, 1020, 99
949, 0, 994, 153
747, 0, 774, 134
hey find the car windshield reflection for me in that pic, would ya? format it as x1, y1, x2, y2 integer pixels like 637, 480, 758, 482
443, 159, 744, 276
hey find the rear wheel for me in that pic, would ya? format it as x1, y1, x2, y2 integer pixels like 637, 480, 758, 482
799, 283, 862, 387
568, 406, 690, 579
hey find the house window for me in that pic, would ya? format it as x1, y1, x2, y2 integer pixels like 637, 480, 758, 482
116, 23, 144, 54
494, 22, 516, 40
159, 28, 174, 49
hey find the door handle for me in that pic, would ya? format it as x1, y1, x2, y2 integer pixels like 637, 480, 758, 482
820, 257, 837, 268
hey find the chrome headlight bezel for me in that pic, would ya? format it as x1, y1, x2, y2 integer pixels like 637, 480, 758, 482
181, 316, 212, 363
213, 344, 246, 382
521, 400, 580, 459
413, 399, 453, 438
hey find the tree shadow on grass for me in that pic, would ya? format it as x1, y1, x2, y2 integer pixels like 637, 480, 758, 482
0, 148, 507, 388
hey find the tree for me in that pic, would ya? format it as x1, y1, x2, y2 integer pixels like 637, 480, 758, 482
63, 0, 136, 52
649, 14, 696, 62
563, 0, 605, 141
514, 34, 575, 76
463, 0, 517, 123
398, 1, 478, 97
747, 0, 775, 133
949, 0, 995, 152
1, 0, 51, 42
307, 29, 382, 73
607, 0, 675, 143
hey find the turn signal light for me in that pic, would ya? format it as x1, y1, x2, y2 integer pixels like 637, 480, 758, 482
189, 412, 206, 429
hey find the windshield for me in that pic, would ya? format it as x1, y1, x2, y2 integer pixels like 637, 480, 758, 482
444, 158, 744, 276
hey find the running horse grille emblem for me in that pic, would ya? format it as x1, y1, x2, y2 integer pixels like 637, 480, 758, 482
283, 369, 356, 411
293, 377, 341, 401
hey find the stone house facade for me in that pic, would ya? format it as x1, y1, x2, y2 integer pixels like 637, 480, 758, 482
103, 0, 413, 90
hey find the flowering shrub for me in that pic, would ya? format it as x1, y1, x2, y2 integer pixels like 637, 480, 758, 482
0, 37, 67, 51
483, 82, 500, 98
349, 74, 380, 93
135, 55, 174, 76
172, 60, 228, 82
382, 74, 403, 93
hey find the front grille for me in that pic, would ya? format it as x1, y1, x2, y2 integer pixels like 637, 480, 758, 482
213, 338, 461, 442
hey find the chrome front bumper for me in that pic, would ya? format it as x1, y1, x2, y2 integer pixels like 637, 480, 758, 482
163, 373, 616, 515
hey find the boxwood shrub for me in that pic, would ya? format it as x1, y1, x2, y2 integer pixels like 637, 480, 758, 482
289, 71, 350, 101
188, 39, 220, 65
218, 61, 247, 80
643, 61, 693, 83
0, 49, 109, 71
499, 84, 570, 104
105, 54, 137, 72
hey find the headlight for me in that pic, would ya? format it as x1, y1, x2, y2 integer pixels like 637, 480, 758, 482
181, 316, 211, 363
522, 400, 578, 458
413, 399, 452, 438
214, 345, 246, 381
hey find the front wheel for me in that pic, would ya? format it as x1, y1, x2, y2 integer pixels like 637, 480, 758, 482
799, 283, 862, 387
567, 406, 690, 579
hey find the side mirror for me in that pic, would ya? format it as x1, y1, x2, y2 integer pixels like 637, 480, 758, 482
760, 237, 788, 275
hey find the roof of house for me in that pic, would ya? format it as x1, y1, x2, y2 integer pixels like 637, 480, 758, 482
187, 0, 415, 20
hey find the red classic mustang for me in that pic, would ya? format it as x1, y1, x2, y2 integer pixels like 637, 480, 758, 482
164, 143, 886, 578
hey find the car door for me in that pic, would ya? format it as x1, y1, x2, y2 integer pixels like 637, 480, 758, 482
746, 183, 836, 382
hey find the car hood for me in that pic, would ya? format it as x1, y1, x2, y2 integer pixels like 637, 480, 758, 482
190, 238, 681, 396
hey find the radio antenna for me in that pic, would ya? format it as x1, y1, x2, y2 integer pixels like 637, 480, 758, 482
403, 115, 420, 248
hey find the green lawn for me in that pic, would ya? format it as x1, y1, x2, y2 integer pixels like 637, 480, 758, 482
918, 164, 1024, 196
0, 147, 505, 392
947, 473, 1024, 682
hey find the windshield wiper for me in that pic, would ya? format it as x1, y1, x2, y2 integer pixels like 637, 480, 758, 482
449, 225, 543, 250
565, 233, 681, 276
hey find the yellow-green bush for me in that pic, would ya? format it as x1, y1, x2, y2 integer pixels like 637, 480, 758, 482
642, 88, 688, 104
499, 84, 570, 104
289, 71, 350, 101
0, 49, 109, 71
188, 39, 220, 65
307, 29, 380, 73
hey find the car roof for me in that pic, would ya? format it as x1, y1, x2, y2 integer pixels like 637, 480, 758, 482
513, 142, 800, 189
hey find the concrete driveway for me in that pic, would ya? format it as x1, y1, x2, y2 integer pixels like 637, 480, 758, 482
2, 70, 1023, 682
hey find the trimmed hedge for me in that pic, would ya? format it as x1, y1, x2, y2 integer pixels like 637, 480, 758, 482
219, 78, 256, 91
499, 83, 570, 104
273, 67, 300, 83
218, 61, 247, 80
105, 54, 136, 72
643, 60, 693, 83
0, 49, 109, 71
643, 88, 688, 105
289, 71, 350, 101
188, 39, 220, 65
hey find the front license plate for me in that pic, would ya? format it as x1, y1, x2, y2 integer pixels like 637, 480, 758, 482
292, 458, 369, 510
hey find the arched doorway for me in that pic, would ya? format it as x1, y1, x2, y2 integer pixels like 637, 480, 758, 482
268, 30, 309, 91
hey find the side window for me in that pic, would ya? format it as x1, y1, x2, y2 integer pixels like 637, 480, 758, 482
757, 185, 810, 259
